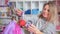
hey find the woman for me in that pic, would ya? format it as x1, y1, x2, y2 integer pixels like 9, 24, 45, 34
27, 1, 58, 34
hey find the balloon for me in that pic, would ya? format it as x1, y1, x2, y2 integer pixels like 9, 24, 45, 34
3, 20, 22, 34
18, 20, 26, 27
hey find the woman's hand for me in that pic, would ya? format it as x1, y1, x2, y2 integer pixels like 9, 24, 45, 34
27, 24, 43, 34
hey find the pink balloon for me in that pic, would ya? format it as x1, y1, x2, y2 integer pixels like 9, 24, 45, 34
3, 21, 22, 34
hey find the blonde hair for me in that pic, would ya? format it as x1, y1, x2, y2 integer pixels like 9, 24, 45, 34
39, 1, 58, 24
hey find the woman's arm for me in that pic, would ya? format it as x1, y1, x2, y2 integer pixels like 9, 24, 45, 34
27, 24, 43, 34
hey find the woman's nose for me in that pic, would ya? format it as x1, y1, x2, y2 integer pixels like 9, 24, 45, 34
44, 10, 47, 13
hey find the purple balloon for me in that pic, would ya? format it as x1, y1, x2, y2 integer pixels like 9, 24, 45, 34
3, 20, 22, 34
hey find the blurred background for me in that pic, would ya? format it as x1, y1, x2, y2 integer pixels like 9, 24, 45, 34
0, 0, 60, 34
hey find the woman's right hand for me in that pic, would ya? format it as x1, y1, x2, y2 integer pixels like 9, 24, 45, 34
27, 24, 43, 34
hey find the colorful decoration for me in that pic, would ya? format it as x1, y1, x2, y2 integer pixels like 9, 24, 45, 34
25, 9, 31, 14
5, 0, 8, 4
32, 9, 39, 15
15, 9, 23, 16
3, 20, 22, 34
18, 19, 26, 27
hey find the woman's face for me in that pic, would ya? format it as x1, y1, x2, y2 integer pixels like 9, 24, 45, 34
42, 5, 50, 18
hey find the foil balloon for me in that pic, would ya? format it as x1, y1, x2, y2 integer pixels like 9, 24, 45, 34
18, 19, 26, 27
3, 20, 22, 34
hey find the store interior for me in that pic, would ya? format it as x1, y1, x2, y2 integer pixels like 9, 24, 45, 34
0, 0, 60, 34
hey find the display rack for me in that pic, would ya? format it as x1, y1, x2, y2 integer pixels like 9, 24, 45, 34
14, 1, 48, 15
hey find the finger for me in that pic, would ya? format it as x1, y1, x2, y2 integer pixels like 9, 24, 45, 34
28, 26, 35, 30
29, 25, 37, 31
29, 24, 39, 31
28, 26, 34, 30
30, 24, 36, 28
28, 27, 35, 32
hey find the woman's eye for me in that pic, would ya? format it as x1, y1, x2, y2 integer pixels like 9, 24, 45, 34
44, 8, 46, 10
48, 10, 50, 12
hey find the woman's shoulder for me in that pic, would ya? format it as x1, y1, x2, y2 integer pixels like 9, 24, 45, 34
37, 18, 46, 24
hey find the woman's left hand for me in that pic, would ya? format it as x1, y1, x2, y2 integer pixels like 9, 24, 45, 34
27, 24, 43, 34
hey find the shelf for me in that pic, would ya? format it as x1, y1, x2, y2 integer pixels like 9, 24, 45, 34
16, 2, 23, 10
9, 0, 54, 2
0, 17, 11, 19
24, 1, 31, 10
0, 0, 54, 16
31, 1, 39, 9
9, 1, 52, 15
